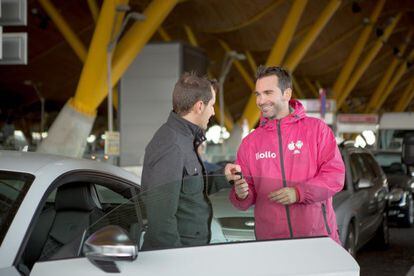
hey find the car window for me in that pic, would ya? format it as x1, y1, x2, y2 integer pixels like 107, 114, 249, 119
349, 153, 363, 183
362, 153, 381, 179
0, 171, 34, 245
20, 180, 144, 271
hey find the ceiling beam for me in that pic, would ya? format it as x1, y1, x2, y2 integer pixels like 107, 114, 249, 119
376, 48, 414, 111
244, 50, 258, 74
202, 0, 284, 34
337, 13, 402, 109
365, 29, 413, 113
241, 0, 341, 128
394, 78, 414, 112
332, 0, 386, 100
38, 0, 87, 62
292, 77, 305, 98
266, 0, 308, 67
301, 25, 363, 64
283, 0, 341, 71
184, 24, 199, 47
87, 0, 99, 23
158, 26, 172, 42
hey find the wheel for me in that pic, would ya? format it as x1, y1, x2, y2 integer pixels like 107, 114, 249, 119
402, 196, 414, 227
373, 212, 389, 249
344, 223, 356, 257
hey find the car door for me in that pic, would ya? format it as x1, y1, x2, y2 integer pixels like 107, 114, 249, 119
347, 152, 376, 246
355, 152, 383, 245
14, 172, 143, 276
361, 153, 388, 229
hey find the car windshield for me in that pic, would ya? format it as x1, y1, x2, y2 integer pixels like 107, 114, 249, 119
0, 171, 34, 245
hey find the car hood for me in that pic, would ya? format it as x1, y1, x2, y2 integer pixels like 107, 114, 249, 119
333, 191, 349, 210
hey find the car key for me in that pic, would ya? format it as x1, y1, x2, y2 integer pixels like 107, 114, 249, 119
229, 171, 243, 185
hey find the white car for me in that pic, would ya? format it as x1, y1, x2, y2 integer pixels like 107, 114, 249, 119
0, 151, 359, 276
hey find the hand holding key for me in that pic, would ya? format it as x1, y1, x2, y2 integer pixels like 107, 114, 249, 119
224, 163, 248, 200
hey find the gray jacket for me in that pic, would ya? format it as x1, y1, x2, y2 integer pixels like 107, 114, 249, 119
141, 111, 212, 250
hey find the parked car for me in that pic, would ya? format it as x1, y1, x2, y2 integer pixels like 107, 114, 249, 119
373, 150, 414, 227
210, 142, 390, 257
0, 150, 359, 276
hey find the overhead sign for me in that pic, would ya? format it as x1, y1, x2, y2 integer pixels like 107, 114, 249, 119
104, 131, 120, 156
337, 114, 379, 124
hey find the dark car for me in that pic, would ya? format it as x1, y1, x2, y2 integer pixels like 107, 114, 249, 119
373, 150, 414, 227
333, 142, 389, 256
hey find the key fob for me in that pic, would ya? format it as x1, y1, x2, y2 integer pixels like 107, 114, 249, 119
229, 171, 243, 185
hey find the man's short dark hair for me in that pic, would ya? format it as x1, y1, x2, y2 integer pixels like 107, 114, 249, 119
172, 72, 213, 116
255, 65, 292, 93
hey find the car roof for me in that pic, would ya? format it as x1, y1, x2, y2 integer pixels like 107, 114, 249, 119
0, 150, 140, 184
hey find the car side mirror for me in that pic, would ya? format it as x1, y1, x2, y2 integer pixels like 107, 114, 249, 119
83, 225, 138, 273
356, 178, 373, 189
402, 133, 414, 166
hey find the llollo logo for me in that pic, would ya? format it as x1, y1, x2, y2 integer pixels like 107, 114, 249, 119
256, 151, 277, 160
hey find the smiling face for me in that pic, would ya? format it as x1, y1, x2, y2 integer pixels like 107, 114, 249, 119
255, 75, 292, 120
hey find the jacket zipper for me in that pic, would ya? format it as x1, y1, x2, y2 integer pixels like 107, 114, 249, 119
321, 203, 331, 235
277, 120, 294, 238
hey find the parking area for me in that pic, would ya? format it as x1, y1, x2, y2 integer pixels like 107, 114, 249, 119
358, 226, 414, 276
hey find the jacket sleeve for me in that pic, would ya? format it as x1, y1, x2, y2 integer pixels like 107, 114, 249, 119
229, 139, 257, 210
296, 122, 345, 204
141, 144, 183, 248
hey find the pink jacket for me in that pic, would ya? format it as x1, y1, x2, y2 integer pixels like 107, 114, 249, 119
230, 99, 345, 244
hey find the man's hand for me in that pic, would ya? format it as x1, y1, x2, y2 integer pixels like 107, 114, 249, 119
268, 187, 297, 205
224, 163, 248, 200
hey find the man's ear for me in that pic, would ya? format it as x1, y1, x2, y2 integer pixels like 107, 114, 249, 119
193, 100, 204, 114
283, 88, 292, 101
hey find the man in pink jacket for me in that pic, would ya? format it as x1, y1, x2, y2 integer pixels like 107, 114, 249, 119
225, 66, 345, 244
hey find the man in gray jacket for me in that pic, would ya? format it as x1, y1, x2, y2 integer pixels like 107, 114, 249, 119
141, 72, 217, 250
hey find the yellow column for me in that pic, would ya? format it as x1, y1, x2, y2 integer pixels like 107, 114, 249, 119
365, 30, 413, 113
337, 13, 402, 109
71, 0, 118, 115
266, 0, 308, 66
332, 0, 385, 99
283, 0, 341, 71
38, 0, 87, 62
394, 79, 414, 112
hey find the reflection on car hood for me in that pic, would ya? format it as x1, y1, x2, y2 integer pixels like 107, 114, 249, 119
386, 174, 412, 189
209, 188, 253, 218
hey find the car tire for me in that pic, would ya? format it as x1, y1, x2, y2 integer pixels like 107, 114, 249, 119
402, 196, 414, 228
345, 222, 356, 257
373, 212, 389, 249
